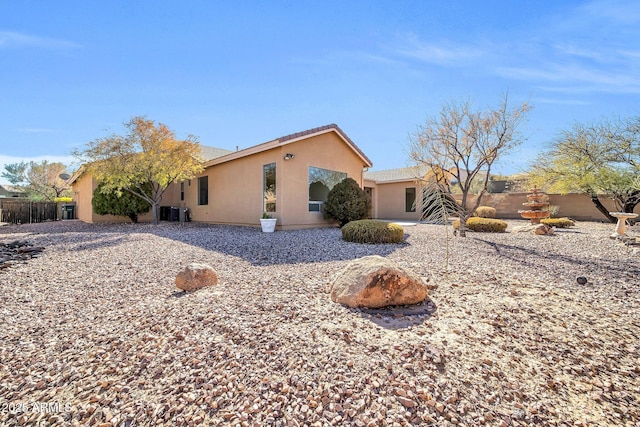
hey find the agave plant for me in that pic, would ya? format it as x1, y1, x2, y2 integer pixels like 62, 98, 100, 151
415, 182, 462, 271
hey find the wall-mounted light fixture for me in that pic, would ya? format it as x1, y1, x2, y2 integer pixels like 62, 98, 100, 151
283, 153, 295, 160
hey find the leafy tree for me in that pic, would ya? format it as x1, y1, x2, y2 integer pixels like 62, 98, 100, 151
92, 182, 152, 223
1, 161, 28, 184
409, 93, 531, 236
27, 161, 71, 201
322, 177, 371, 227
2, 160, 71, 201
74, 116, 204, 224
528, 117, 639, 223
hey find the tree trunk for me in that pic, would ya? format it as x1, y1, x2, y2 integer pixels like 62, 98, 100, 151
589, 194, 616, 223
458, 216, 468, 237
152, 202, 159, 225
624, 190, 640, 225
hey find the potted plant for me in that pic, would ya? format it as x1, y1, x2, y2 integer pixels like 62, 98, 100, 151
260, 212, 277, 232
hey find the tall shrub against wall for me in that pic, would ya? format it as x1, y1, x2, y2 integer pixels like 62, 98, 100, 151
323, 177, 371, 227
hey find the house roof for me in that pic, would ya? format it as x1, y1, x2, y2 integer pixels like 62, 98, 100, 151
364, 166, 430, 183
278, 124, 372, 167
0, 184, 26, 193
70, 124, 372, 185
199, 145, 234, 161
204, 124, 373, 168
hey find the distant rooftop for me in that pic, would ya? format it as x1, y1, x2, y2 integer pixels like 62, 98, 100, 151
364, 166, 429, 183
199, 145, 234, 161
0, 184, 26, 193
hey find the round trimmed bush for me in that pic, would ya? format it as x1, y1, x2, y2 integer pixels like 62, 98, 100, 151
452, 217, 508, 233
474, 206, 496, 218
322, 177, 371, 228
541, 217, 575, 228
342, 220, 404, 244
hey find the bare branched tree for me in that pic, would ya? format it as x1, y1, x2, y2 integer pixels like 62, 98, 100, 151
409, 93, 531, 236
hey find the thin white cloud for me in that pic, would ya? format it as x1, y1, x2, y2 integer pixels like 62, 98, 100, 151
551, 43, 607, 62
581, 0, 640, 25
497, 62, 640, 94
0, 31, 81, 50
19, 128, 56, 134
391, 33, 485, 66
534, 98, 591, 106
619, 50, 640, 59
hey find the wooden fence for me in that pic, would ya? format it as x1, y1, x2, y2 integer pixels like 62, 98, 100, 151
0, 200, 59, 224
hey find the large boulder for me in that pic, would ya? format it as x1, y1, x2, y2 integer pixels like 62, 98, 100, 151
330, 255, 428, 308
175, 263, 218, 291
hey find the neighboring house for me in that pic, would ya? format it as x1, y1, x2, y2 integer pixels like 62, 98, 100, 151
0, 185, 27, 198
364, 166, 429, 221
71, 124, 373, 229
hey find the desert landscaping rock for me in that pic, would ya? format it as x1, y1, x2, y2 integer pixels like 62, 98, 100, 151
1, 220, 639, 426
175, 262, 218, 291
0, 240, 44, 269
534, 224, 555, 235
330, 255, 428, 308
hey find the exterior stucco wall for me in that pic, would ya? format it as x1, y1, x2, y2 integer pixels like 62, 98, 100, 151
170, 131, 368, 229
72, 173, 95, 222
184, 149, 282, 226
374, 181, 423, 220
278, 132, 367, 229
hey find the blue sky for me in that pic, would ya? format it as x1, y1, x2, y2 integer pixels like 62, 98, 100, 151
1, 0, 639, 185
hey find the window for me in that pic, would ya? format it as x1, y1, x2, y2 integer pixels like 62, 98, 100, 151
263, 163, 276, 212
308, 166, 347, 211
180, 182, 184, 201
405, 187, 416, 212
198, 176, 208, 205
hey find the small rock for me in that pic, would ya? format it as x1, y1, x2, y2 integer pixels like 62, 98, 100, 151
576, 276, 588, 285
534, 224, 554, 235
396, 397, 416, 408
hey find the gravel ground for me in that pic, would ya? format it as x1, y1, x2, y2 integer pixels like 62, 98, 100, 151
0, 220, 639, 427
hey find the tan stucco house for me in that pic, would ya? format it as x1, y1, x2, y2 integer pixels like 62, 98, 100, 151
71, 124, 375, 229
70, 123, 638, 227
364, 166, 431, 221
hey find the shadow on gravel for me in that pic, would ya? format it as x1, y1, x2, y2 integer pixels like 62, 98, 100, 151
353, 298, 437, 330
472, 237, 640, 278
0, 222, 409, 266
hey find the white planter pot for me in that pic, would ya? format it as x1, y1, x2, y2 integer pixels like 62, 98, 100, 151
260, 218, 277, 232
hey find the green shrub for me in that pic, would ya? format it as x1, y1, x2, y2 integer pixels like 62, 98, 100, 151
474, 206, 496, 218
322, 177, 371, 228
452, 217, 508, 233
92, 183, 152, 223
342, 220, 404, 244
541, 217, 575, 228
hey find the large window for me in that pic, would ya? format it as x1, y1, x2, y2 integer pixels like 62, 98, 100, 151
308, 166, 347, 211
263, 163, 276, 212
405, 187, 416, 212
198, 176, 208, 205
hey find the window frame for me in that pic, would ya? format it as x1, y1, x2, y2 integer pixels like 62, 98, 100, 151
263, 162, 276, 213
197, 176, 209, 206
308, 166, 347, 212
405, 187, 416, 213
